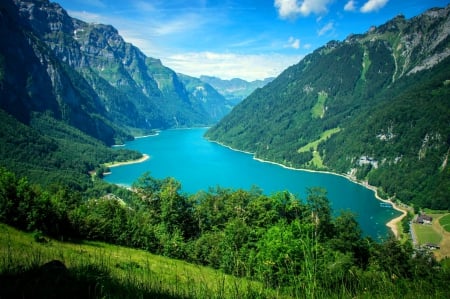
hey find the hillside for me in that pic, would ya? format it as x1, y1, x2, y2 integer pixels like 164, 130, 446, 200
206, 5, 450, 210
178, 74, 234, 122
1, 168, 450, 298
0, 223, 269, 299
0, 109, 142, 188
0, 0, 230, 146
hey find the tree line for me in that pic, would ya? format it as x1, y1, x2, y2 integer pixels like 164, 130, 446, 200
1, 167, 449, 297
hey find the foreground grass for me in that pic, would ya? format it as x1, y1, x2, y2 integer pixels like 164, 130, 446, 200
0, 224, 272, 299
2, 223, 449, 298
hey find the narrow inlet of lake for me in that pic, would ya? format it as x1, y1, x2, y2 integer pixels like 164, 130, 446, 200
105, 128, 400, 239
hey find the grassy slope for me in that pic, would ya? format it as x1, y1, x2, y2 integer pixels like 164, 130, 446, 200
297, 128, 341, 168
311, 91, 328, 119
439, 214, 450, 233
0, 224, 271, 299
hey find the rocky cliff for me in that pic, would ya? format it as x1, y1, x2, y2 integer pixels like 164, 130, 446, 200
0, 0, 229, 144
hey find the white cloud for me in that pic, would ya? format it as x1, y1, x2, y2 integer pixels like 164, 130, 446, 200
163, 52, 304, 81
344, 0, 357, 12
274, 0, 333, 19
285, 36, 301, 49
317, 22, 334, 36
360, 0, 389, 13
151, 13, 205, 36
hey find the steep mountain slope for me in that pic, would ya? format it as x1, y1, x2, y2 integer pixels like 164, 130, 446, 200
179, 74, 233, 122
0, 0, 123, 145
199, 76, 274, 105
0, 0, 225, 146
0, 108, 141, 188
206, 5, 450, 209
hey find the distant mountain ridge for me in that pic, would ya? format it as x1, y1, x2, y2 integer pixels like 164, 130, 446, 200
0, 0, 231, 145
178, 74, 234, 122
199, 76, 274, 105
206, 5, 450, 209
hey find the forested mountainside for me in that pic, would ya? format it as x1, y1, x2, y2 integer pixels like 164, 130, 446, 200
199, 76, 274, 105
0, 0, 229, 146
178, 74, 234, 122
206, 5, 450, 210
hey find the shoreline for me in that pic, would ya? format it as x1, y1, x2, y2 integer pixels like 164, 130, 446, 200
208, 138, 408, 238
106, 154, 150, 169
135, 132, 160, 139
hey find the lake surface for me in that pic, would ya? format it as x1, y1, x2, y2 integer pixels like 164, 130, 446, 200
105, 128, 400, 239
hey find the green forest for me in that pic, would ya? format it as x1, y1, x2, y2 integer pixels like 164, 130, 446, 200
0, 110, 141, 189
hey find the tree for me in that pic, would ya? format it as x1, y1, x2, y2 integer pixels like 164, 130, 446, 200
329, 210, 362, 253
306, 187, 333, 239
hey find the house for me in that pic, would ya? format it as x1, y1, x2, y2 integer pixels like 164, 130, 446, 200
416, 214, 433, 224
424, 243, 440, 250
358, 155, 379, 168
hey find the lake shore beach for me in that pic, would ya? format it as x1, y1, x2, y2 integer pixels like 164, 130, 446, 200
106, 154, 150, 168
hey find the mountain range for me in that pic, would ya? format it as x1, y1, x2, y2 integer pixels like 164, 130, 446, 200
199, 76, 274, 105
206, 5, 450, 209
0, 0, 237, 146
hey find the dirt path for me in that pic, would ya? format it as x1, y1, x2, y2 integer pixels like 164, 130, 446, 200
432, 214, 450, 260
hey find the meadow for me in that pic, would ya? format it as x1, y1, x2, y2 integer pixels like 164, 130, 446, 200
0, 224, 271, 299
439, 214, 450, 233
413, 223, 442, 245
412, 212, 450, 261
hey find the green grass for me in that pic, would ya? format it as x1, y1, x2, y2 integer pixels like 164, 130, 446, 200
298, 128, 341, 168
0, 224, 271, 299
361, 48, 371, 82
439, 214, 450, 233
311, 91, 328, 119
2, 223, 450, 298
413, 223, 442, 245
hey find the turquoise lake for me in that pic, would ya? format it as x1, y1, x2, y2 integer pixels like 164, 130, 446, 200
105, 127, 400, 239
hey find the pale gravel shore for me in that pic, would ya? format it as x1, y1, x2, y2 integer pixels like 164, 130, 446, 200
107, 154, 150, 168
357, 181, 408, 238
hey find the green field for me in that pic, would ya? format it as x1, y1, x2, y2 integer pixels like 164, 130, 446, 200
298, 127, 341, 168
311, 91, 328, 119
439, 214, 450, 233
413, 223, 442, 245
0, 224, 269, 299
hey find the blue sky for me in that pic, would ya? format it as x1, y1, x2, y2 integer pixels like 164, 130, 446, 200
56, 0, 449, 80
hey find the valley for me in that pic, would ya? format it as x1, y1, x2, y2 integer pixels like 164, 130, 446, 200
0, 0, 449, 298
